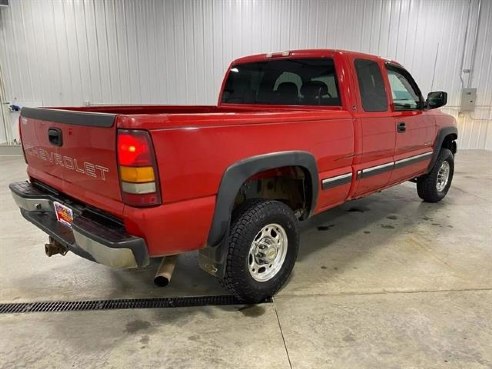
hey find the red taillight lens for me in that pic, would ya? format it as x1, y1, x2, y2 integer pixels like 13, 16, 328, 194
118, 131, 153, 166
117, 130, 161, 207
120, 192, 161, 207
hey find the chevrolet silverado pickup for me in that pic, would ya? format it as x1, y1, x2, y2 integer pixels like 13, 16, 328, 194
10, 49, 457, 303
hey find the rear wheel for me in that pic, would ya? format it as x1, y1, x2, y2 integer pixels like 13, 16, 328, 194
221, 200, 299, 303
417, 148, 454, 202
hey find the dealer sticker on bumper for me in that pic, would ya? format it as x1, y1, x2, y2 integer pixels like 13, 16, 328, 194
53, 201, 74, 227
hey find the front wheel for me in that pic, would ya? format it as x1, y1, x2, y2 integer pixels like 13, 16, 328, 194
221, 200, 299, 303
417, 148, 454, 202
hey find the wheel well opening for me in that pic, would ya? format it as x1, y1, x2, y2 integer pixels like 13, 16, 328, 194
442, 134, 457, 154
233, 166, 312, 220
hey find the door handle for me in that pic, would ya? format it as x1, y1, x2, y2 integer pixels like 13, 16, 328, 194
397, 122, 406, 133
48, 128, 63, 146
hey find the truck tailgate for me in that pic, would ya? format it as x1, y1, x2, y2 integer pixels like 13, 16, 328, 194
20, 108, 123, 213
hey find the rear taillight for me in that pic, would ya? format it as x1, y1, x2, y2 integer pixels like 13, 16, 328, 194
117, 129, 161, 207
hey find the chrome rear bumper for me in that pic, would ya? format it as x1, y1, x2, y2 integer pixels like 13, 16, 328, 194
9, 181, 149, 269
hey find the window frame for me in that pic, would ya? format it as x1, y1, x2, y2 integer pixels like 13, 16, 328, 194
385, 63, 425, 111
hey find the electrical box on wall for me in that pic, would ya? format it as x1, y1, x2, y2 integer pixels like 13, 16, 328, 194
460, 88, 477, 112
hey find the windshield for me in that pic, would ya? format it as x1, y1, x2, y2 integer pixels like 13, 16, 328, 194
221, 58, 341, 106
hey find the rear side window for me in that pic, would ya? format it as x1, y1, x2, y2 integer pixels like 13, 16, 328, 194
221, 58, 341, 106
354, 59, 388, 112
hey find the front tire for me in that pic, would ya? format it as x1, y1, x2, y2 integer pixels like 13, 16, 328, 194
221, 200, 299, 303
417, 148, 454, 202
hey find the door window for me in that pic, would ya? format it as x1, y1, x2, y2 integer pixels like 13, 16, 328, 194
354, 59, 388, 112
386, 66, 422, 110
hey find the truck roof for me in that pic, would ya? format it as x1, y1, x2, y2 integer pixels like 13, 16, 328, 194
231, 49, 402, 67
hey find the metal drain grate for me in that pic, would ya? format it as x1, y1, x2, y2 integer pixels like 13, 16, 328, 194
0, 295, 271, 314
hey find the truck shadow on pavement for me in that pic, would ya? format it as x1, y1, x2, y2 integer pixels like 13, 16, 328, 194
281, 183, 452, 289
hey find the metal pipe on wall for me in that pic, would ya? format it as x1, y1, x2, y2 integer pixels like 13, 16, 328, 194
467, 0, 483, 89
0, 59, 12, 145
458, 0, 473, 90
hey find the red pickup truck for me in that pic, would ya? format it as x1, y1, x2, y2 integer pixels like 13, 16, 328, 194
10, 49, 457, 302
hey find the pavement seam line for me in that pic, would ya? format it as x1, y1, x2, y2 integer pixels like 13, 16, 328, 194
279, 287, 492, 299
452, 185, 492, 203
273, 298, 293, 369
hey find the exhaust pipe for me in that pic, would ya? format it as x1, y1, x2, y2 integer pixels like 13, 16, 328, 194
154, 255, 178, 287
45, 236, 68, 257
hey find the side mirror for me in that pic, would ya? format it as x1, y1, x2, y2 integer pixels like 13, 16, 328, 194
426, 91, 447, 109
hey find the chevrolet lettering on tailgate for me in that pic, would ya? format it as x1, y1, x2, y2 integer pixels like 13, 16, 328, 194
25, 147, 109, 180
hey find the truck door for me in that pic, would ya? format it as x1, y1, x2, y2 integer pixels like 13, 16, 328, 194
384, 64, 435, 184
350, 58, 396, 197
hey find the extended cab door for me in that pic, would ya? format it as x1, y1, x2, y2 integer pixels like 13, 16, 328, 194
384, 64, 435, 184
350, 57, 395, 198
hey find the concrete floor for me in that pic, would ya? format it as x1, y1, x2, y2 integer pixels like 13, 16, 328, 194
0, 150, 491, 369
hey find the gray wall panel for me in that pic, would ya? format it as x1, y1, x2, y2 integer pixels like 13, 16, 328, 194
0, 0, 491, 149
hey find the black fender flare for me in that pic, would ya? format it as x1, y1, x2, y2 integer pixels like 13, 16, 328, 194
428, 126, 458, 170
199, 151, 318, 276
207, 151, 319, 247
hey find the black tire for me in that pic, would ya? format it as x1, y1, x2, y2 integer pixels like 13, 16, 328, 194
417, 148, 454, 203
221, 200, 299, 303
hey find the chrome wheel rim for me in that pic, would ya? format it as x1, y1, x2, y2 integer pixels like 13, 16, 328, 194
248, 223, 288, 282
436, 161, 450, 192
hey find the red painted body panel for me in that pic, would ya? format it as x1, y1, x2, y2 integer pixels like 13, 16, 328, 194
19, 49, 457, 258
22, 117, 123, 216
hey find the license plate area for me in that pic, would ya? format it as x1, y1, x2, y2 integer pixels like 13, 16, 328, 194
53, 201, 74, 227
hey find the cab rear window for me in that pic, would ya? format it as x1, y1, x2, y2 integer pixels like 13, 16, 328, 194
221, 58, 341, 106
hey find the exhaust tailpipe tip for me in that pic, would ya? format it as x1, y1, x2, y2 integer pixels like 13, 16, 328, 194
154, 275, 170, 287
154, 255, 178, 287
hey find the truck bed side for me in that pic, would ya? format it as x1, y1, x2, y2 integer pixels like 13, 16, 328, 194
122, 109, 355, 256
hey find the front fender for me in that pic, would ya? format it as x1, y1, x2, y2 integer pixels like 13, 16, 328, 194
429, 126, 458, 169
